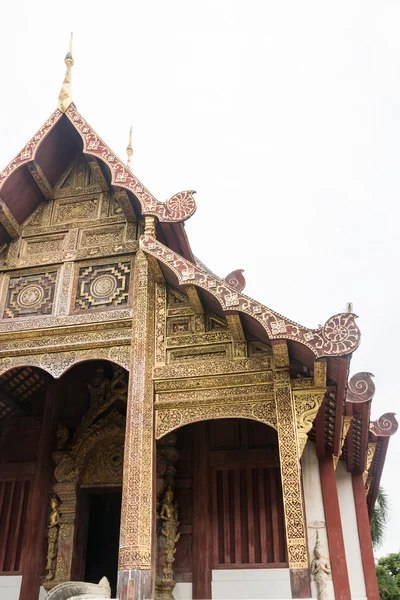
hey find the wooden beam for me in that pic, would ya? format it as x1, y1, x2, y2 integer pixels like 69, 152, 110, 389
0, 199, 21, 239
186, 285, 203, 314
358, 402, 370, 474
114, 189, 137, 222
314, 358, 327, 388
319, 455, 351, 599
27, 162, 53, 201
333, 357, 349, 457
226, 313, 245, 342
192, 422, 211, 599
19, 380, 60, 600
0, 390, 25, 416
352, 473, 380, 599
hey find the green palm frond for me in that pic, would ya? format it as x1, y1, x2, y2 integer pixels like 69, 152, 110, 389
371, 487, 390, 550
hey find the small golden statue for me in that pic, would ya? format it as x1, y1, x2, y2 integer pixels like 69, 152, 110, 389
156, 488, 181, 600
45, 495, 60, 581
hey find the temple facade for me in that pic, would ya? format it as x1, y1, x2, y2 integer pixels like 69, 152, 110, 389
0, 46, 396, 600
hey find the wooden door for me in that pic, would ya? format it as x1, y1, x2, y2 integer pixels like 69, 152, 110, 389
208, 419, 287, 569
173, 419, 287, 600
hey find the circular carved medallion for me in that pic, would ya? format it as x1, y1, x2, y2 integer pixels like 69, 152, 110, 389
90, 274, 118, 300
18, 284, 44, 308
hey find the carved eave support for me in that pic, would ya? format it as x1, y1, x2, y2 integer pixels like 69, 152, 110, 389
114, 189, 137, 222
27, 162, 54, 201
333, 415, 353, 469
185, 285, 203, 315
226, 313, 245, 342
332, 358, 350, 458
293, 389, 325, 458
272, 341, 309, 572
0, 198, 21, 239
363, 442, 376, 493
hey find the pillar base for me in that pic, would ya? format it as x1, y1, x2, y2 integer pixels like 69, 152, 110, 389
117, 570, 152, 600
290, 568, 311, 598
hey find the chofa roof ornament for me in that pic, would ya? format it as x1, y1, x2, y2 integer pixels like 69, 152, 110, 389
58, 33, 74, 113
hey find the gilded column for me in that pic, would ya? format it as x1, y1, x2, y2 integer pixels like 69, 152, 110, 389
118, 250, 156, 600
272, 341, 310, 598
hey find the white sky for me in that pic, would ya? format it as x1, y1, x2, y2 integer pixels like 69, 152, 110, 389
1, 0, 399, 558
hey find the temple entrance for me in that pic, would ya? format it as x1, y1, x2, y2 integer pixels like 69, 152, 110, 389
84, 490, 122, 596
156, 418, 288, 600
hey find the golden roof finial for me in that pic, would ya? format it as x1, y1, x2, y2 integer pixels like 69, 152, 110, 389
58, 33, 74, 113
126, 126, 133, 169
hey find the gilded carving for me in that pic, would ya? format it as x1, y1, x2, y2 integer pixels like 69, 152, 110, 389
274, 367, 308, 569
155, 489, 180, 600
155, 283, 167, 366
0, 308, 133, 335
119, 250, 155, 571
4, 270, 58, 318
156, 384, 274, 405
272, 341, 289, 368
293, 391, 325, 457
56, 262, 74, 316
363, 442, 377, 486
74, 262, 131, 311
166, 330, 232, 348
314, 360, 327, 388
167, 344, 231, 363
0, 346, 130, 378
333, 416, 353, 469
154, 355, 272, 379
156, 399, 277, 439
155, 370, 273, 393
45, 495, 60, 582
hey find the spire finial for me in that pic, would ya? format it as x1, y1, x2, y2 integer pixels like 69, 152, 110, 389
58, 33, 74, 113
126, 126, 133, 169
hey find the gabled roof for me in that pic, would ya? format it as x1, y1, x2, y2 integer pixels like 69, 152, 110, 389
0, 104, 197, 248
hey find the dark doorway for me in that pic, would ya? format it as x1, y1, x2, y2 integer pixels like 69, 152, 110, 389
84, 491, 121, 596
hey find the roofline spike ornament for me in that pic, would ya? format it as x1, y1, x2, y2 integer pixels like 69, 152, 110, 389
58, 33, 74, 113
126, 126, 133, 170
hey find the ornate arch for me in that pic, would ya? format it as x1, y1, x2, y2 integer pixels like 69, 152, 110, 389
0, 346, 130, 378
155, 399, 277, 439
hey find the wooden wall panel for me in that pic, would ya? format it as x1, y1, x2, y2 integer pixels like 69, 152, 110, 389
0, 479, 31, 573
211, 465, 286, 568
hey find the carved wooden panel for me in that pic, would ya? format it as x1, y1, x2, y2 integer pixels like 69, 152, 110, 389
74, 262, 131, 312
4, 271, 58, 318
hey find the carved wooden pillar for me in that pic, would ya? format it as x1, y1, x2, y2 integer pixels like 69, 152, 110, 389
118, 250, 156, 600
20, 379, 60, 600
272, 341, 310, 599
51, 482, 78, 585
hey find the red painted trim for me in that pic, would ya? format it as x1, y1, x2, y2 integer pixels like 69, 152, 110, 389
315, 398, 326, 457
333, 357, 349, 457
368, 437, 389, 519
352, 473, 379, 599
319, 455, 351, 600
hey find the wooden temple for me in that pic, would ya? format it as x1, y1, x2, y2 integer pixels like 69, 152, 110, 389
0, 42, 396, 600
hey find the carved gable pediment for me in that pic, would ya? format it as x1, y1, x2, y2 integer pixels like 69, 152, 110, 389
54, 155, 109, 198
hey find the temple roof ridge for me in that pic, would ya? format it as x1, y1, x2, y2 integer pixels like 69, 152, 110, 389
0, 104, 198, 242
